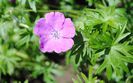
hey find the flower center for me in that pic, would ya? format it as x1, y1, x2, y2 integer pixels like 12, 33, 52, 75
50, 30, 60, 39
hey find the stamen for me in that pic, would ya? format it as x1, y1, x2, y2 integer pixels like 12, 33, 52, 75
51, 30, 60, 39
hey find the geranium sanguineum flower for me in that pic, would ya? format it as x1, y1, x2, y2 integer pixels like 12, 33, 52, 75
34, 12, 75, 53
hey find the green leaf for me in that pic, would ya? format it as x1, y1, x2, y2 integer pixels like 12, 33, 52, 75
115, 68, 122, 77
96, 57, 108, 74
65, 51, 71, 64
120, 62, 129, 73
75, 54, 81, 64
24, 80, 29, 83
16, 35, 30, 47
77, 74, 83, 83
114, 32, 130, 44
7, 62, 14, 75
89, 66, 93, 82
15, 51, 29, 59
126, 75, 133, 83
91, 53, 99, 65
28, 0, 37, 12
80, 72, 88, 83
73, 67, 104, 83
72, 78, 79, 83
21, 0, 27, 5
106, 64, 112, 80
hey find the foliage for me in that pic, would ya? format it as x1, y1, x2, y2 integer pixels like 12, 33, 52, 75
0, 0, 133, 83
72, 66, 104, 83
69, 4, 133, 83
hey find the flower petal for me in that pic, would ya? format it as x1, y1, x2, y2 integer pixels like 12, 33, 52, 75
40, 37, 74, 53
61, 18, 75, 38
34, 18, 45, 36
34, 18, 53, 37
39, 37, 54, 53
54, 38, 74, 53
45, 12, 65, 30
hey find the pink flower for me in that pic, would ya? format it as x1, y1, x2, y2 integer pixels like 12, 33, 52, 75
34, 12, 75, 53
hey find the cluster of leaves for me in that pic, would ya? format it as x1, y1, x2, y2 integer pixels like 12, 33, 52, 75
72, 66, 104, 83
0, 0, 63, 83
68, 5, 133, 82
